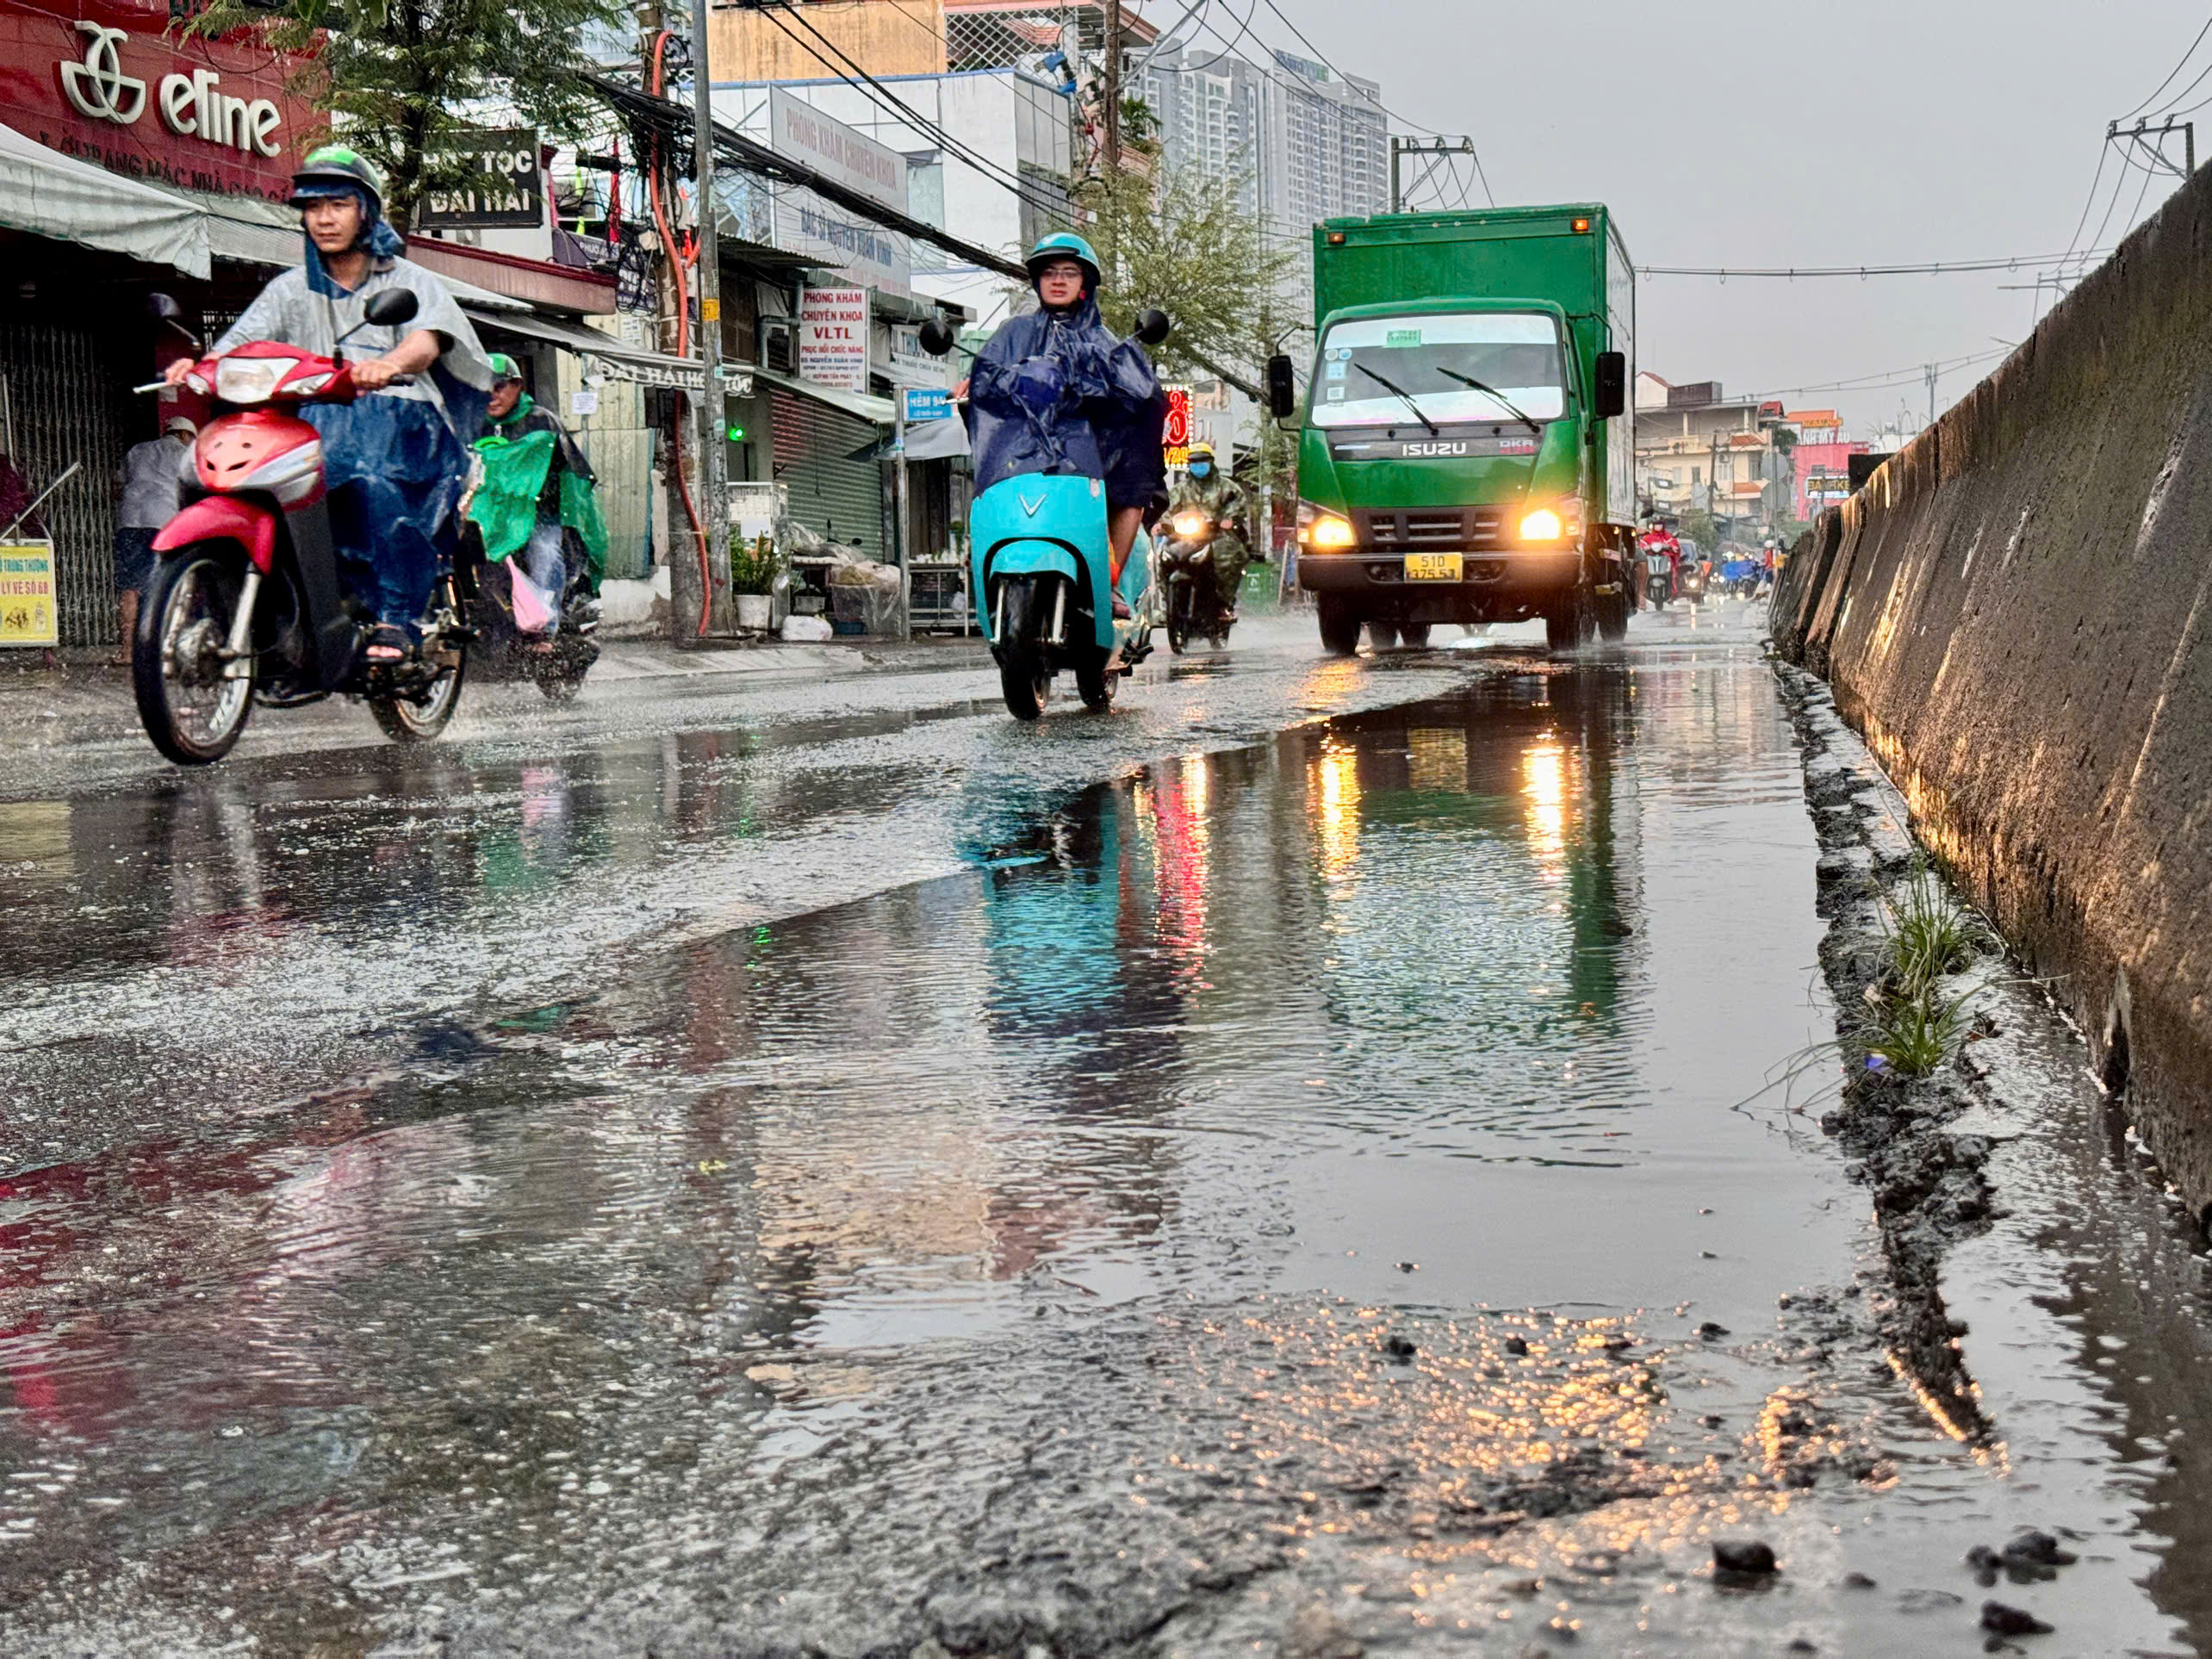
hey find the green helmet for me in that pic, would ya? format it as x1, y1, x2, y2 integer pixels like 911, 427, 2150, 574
1025, 232, 1102, 292
487, 352, 524, 385
289, 145, 387, 217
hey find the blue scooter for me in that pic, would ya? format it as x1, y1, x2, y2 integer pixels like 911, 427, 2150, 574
923, 311, 1171, 720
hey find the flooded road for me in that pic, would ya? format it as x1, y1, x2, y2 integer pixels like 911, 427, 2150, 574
1, 606, 2205, 1656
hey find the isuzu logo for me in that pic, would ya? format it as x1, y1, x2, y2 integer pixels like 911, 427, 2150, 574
55, 20, 286, 158
1401, 441, 1469, 457
59, 23, 145, 125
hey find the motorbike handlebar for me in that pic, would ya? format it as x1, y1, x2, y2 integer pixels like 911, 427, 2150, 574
132, 380, 170, 395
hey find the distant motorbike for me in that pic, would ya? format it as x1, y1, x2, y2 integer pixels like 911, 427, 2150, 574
132, 289, 471, 765
1643, 549, 1675, 606
1677, 559, 1708, 604
1159, 507, 1237, 653
457, 528, 601, 704
1719, 556, 1762, 599
932, 310, 1172, 720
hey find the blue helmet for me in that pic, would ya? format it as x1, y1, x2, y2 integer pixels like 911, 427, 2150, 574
1026, 232, 1103, 294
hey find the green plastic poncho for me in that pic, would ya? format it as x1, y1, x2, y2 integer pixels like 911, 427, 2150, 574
467, 395, 611, 587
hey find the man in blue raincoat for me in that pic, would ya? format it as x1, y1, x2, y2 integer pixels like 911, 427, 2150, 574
965, 233, 1168, 613
165, 146, 494, 663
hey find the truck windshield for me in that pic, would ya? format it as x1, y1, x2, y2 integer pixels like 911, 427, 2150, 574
1314, 312, 1566, 430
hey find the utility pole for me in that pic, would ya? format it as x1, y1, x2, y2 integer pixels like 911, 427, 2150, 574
687, 0, 730, 635
1923, 361, 1940, 431
1102, 0, 1123, 175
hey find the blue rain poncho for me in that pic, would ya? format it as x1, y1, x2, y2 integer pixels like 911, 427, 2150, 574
966, 296, 1168, 513
213, 210, 494, 638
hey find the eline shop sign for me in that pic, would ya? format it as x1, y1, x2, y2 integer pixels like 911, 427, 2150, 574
1, 2, 310, 197
59, 22, 281, 155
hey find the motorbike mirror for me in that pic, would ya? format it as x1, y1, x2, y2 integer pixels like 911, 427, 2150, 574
1133, 308, 1172, 347
1265, 353, 1297, 421
362, 289, 420, 328
146, 292, 203, 355
917, 318, 957, 357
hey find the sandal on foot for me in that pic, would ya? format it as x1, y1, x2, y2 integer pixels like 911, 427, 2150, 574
363, 624, 412, 664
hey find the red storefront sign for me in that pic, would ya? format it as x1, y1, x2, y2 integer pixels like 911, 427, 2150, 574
0, 0, 318, 200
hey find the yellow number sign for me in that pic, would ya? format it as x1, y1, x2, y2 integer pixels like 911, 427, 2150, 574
0, 542, 58, 648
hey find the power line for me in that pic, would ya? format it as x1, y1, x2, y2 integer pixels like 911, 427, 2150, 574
1738, 348, 2010, 401
2121, 11, 2212, 118
1640, 249, 2117, 278
1253, 0, 1432, 133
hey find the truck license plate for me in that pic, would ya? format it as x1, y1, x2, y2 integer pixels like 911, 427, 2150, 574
1404, 553, 1463, 581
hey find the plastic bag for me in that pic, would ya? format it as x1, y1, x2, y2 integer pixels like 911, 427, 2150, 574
780, 614, 833, 642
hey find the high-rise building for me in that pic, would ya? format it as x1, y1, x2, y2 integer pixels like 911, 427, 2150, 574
1134, 45, 1389, 312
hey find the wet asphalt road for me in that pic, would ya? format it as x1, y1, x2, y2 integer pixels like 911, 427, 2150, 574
1, 603, 2208, 1656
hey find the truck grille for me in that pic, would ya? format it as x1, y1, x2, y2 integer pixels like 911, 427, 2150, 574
1357, 508, 1507, 550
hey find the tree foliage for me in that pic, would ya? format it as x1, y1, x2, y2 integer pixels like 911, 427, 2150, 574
1073, 161, 1292, 384
181, 0, 624, 221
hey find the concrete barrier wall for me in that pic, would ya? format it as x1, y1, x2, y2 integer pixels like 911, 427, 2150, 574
1772, 164, 2212, 1219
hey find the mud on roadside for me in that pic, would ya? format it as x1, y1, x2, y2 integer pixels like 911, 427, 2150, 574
1773, 661, 2016, 1445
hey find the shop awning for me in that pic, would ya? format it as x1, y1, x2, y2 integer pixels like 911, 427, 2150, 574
0, 121, 209, 278
752, 366, 895, 426
459, 304, 714, 390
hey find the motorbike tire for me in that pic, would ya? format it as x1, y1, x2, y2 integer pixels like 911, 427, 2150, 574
995, 577, 1051, 720
1368, 621, 1400, 650
1166, 580, 1191, 655
134, 550, 256, 766
537, 671, 586, 705
1397, 623, 1432, 649
1317, 594, 1363, 657
370, 649, 467, 744
1076, 649, 1118, 711
1597, 587, 1630, 643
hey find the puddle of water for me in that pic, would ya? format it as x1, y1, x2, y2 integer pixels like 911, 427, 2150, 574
0, 638, 2186, 1654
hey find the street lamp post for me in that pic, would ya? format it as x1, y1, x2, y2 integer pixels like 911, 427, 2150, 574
687, 0, 730, 635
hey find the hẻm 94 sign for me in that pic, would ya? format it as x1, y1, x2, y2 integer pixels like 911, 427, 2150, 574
417, 128, 544, 230
0, 543, 59, 647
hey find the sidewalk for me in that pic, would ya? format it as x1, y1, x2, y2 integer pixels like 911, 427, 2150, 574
0, 632, 991, 755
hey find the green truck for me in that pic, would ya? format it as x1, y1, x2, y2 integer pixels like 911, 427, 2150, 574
1266, 204, 1636, 654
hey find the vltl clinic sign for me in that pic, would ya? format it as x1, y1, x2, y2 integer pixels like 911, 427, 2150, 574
0, 0, 311, 198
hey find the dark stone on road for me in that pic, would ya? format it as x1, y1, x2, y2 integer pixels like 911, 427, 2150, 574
1713, 1539, 1779, 1575
1504, 1335, 1530, 1356
1980, 1600, 2054, 1636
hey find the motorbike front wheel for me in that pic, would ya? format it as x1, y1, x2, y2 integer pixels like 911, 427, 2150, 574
370, 649, 467, 743
995, 577, 1052, 720
1166, 579, 1192, 655
134, 550, 255, 766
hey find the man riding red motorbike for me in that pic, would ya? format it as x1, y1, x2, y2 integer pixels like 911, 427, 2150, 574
161, 146, 493, 666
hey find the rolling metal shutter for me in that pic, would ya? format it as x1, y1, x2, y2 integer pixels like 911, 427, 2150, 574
0, 322, 134, 647
771, 389, 885, 558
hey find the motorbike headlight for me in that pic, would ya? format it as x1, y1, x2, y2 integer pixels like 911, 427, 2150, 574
215, 355, 302, 404
1172, 512, 1209, 539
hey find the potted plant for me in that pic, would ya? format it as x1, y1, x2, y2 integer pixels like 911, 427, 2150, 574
729, 532, 780, 631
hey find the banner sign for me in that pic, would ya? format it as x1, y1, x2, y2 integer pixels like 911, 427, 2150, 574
0, 542, 59, 647
767, 88, 910, 295
1163, 384, 1193, 468
798, 286, 870, 393
0, 1, 313, 199
417, 128, 544, 230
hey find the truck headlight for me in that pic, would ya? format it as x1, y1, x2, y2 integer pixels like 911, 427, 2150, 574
1300, 503, 1356, 550
1519, 507, 1563, 542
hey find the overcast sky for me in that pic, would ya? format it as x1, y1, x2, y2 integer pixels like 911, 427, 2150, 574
1226, 0, 2211, 432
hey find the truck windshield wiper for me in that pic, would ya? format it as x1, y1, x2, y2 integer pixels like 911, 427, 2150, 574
1351, 362, 1439, 437
1432, 367, 1544, 436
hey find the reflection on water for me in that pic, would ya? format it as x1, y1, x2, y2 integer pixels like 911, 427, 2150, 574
4, 649, 2183, 1652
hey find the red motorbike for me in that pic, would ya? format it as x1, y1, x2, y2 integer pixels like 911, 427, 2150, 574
132, 289, 471, 766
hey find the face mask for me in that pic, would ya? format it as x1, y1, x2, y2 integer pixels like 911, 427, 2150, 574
1190, 463, 1211, 480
